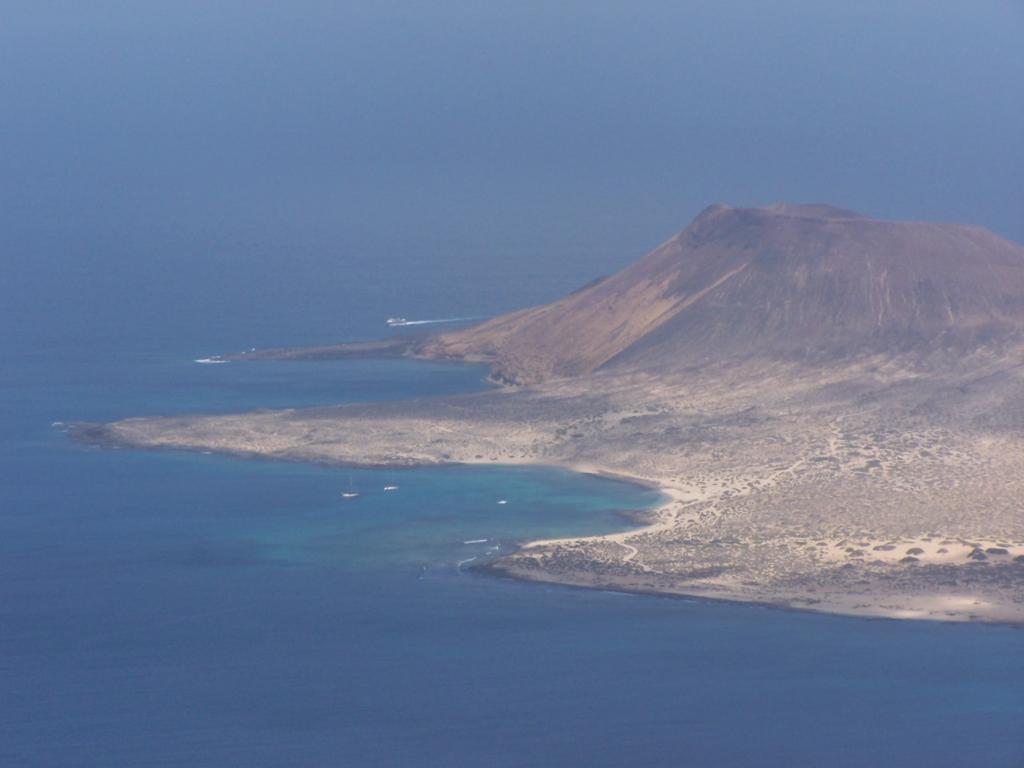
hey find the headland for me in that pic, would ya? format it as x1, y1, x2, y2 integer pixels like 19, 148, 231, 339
73, 204, 1024, 623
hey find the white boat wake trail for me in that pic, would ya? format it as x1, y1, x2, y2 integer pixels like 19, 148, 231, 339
390, 316, 485, 327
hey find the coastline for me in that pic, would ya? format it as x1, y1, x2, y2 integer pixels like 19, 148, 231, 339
482, 461, 1024, 625
70, 420, 1024, 625
471, 558, 1024, 629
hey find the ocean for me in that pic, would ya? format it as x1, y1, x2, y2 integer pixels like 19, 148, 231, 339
3, 4, 1023, 763
1, 326, 1022, 767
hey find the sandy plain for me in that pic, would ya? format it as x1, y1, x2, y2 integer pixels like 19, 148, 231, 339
74, 348, 1024, 624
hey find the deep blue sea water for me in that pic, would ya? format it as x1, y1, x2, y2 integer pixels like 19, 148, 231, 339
3, 3, 1023, 764
1, 342, 1022, 768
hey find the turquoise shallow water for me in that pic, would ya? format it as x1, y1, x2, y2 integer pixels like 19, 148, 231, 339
1, 351, 1022, 766
4, 4, 1023, 761
106, 451, 661, 573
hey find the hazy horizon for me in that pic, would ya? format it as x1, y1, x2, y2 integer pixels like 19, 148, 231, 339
3, 1, 1022, 350
3, 5, 1024, 766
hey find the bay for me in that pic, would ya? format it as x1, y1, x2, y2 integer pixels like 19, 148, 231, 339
1, 351, 1021, 767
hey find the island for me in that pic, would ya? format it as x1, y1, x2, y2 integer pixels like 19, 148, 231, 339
74, 203, 1024, 623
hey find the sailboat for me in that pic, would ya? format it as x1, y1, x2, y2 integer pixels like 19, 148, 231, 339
341, 472, 360, 499
383, 468, 398, 491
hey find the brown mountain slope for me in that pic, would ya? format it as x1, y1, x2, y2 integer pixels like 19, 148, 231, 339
78, 202, 1024, 623
422, 204, 1024, 382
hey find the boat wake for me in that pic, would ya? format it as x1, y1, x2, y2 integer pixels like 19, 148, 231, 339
386, 316, 485, 328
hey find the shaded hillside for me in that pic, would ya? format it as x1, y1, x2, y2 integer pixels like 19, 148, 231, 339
422, 204, 1024, 382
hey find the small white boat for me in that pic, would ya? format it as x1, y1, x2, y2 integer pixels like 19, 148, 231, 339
342, 472, 359, 499
386, 317, 408, 327
463, 539, 489, 544
383, 485, 399, 492
497, 499, 508, 505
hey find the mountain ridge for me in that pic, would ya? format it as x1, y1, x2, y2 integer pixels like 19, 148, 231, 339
422, 203, 1024, 383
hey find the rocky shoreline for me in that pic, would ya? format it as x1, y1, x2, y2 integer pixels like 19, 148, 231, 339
67, 205, 1024, 624
71, 358, 1024, 625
